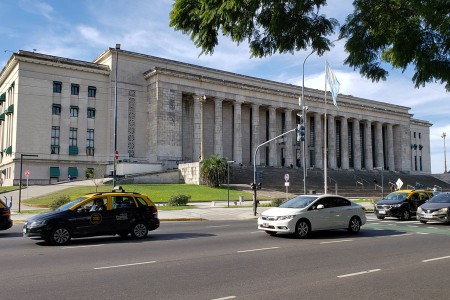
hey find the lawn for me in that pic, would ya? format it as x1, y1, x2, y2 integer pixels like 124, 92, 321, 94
23, 184, 257, 207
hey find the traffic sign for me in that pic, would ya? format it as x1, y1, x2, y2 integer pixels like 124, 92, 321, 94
25, 170, 30, 177
115, 151, 119, 160
284, 174, 289, 182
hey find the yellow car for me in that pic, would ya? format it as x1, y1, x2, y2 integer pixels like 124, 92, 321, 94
23, 187, 160, 245
0, 198, 13, 231
374, 189, 433, 220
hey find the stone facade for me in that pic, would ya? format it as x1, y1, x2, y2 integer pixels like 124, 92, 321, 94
0, 49, 432, 186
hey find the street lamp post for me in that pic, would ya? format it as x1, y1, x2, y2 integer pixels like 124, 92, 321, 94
227, 160, 235, 207
443, 132, 447, 173
301, 50, 314, 195
113, 43, 120, 187
18, 154, 38, 213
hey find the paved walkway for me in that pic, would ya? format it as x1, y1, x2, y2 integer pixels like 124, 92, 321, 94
6, 181, 373, 222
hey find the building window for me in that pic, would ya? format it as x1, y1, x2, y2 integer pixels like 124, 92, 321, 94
51, 126, 60, 154
419, 132, 421, 139
86, 129, 94, 156
88, 86, 96, 98
70, 106, 79, 117
87, 107, 96, 118
53, 81, 62, 93
69, 127, 77, 146
71, 84, 80, 96
52, 104, 61, 115
413, 132, 416, 138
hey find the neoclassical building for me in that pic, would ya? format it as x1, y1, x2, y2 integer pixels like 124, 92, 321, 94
0, 48, 431, 185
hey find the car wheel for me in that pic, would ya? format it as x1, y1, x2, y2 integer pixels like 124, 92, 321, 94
131, 222, 148, 239
419, 220, 427, 224
265, 230, 276, 236
295, 219, 310, 238
376, 216, 385, 220
49, 226, 71, 245
348, 217, 361, 234
401, 210, 410, 221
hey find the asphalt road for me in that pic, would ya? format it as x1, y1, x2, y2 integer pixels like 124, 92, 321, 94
2, 216, 450, 300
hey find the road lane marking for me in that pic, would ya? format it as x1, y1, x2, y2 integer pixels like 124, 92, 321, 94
237, 247, 279, 253
320, 239, 353, 244
62, 244, 105, 250
206, 225, 231, 228
389, 233, 414, 237
422, 256, 450, 263
94, 261, 156, 270
417, 232, 430, 235
337, 269, 381, 278
211, 296, 236, 300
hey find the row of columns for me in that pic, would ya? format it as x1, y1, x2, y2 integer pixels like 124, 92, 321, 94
192, 95, 396, 171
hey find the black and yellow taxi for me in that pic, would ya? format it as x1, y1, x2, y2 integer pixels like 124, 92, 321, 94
23, 187, 160, 245
374, 189, 433, 220
0, 198, 13, 231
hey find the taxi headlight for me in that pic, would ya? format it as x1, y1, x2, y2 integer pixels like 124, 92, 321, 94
392, 204, 402, 207
30, 220, 48, 228
277, 215, 295, 221
438, 208, 448, 214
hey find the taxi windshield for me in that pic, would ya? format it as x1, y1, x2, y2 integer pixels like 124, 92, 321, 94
56, 197, 88, 211
385, 193, 407, 201
279, 196, 318, 208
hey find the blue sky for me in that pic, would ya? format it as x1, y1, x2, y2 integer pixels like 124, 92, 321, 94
0, 0, 448, 173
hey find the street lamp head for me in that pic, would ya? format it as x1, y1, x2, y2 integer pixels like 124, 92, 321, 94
442, 132, 446, 139
115, 44, 121, 50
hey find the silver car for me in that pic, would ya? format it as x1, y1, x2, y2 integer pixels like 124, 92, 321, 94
417, 192, 450, 224
258, 194, 366, 238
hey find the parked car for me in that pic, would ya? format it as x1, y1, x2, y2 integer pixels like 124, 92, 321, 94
374, 189, 433, 220
258, 194, 366, 238
0, 198, 13, 231
23, 187, 160, 245
417, 192, 450, 224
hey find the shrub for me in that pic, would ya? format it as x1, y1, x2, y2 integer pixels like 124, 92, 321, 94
49, 195, 71, 210
167, 194, 191, 206
271, 198, 284, 207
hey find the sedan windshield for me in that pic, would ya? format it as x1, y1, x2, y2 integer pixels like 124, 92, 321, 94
428, 193, 450, 203
385, 193, 407, 201
279, 196, 318, 208
56, 197, 88, 211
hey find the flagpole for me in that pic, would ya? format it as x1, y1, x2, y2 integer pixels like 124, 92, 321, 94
324, 59, 328, 194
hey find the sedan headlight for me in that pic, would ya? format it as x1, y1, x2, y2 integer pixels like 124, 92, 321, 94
438, 208, 448, 214
29, 220, 48, 228
417, 207, 423, 213
277, 215, 295, 221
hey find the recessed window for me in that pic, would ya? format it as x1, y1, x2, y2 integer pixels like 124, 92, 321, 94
51, 126, 60, 154
71, 84, 80, 96
70, 106, 79, 117
52, 104, 61, 115
69, 127, 77, 146
53, 81, 62, 93
86, 129, 94, 156
419, 132, 421, 139
88, 86, 96, 98
87, 107, 96, 118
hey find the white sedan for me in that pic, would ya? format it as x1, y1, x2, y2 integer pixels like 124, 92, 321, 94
258, 194, 366, 238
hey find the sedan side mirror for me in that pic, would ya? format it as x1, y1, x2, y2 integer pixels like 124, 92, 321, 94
316, 204, 325, 210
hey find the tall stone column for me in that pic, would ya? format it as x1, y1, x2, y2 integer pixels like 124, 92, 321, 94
353, 119, 361, 170
364, 120, 373, 170
341, 116, 349, 169
285, 109, 293, 167
251, 104, 260, 165
327, 115, 336, 169
233, 101, 243, 164
214, 98, 223, 157
269, 106, 277, 166
193, 94, 204, 161
386, 123, 395, 171
375, 121, 384, 169
314, 112, 323, 169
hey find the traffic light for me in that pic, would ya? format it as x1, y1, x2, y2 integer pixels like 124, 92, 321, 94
297, 123, 305, 142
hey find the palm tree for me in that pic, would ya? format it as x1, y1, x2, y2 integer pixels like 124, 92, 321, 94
200, 155, 229, 187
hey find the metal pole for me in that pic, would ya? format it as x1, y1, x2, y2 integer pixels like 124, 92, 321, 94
18, 154, 38, 213
443, 132, 447, 173
301, 50, 314, 195
227, 160, 234, 208
113, 44, 120, 187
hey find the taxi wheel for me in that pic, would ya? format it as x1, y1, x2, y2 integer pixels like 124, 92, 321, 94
49, 226, 71, 245
131, 222, 148, 239
401, 210, 410, 221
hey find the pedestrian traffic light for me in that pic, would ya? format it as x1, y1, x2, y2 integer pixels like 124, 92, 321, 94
297, 123, 305, 142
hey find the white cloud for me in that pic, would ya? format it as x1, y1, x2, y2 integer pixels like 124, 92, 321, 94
19, 0, 54, 20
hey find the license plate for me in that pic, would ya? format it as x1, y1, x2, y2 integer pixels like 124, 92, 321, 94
378, 210, 385, 214
425, 213, 433, 218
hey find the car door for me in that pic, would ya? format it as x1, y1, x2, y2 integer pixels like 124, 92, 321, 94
110, 195, 136, 232
68, 196, 112, 236
408, 192, 421, 213
419, 192, 431, 208
310, 197, 336, 230
332, 197, 353, 228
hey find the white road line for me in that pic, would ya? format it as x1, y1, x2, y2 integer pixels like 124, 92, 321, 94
211, 296, 236, 300
337, 269, 381, 278
389, 233, 414, 237
94, 261, 156, 270
427, 227, 437, 229
417, 232, 430, 235
320, 239, 353, 244
422, 256, 450, 263
62, 244, 105, 250
237, 247, 279, 253
407, 225, 418, 227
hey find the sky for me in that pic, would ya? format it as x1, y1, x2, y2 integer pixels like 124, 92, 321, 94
0, 0, 448, 174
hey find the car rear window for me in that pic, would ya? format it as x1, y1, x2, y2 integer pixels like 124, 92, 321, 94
136, 197, 149, 207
